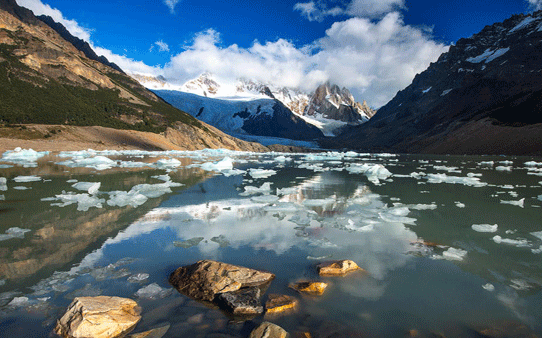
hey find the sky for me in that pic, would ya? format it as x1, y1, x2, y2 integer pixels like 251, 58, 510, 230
15, 0, 542, 107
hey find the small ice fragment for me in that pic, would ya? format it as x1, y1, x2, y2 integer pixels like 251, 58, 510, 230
525, 161, 542, 166
200, 157, 234, 171
495, 166, 512, 172
72, 182, 101, 195
492, 235, 530, 247
13, 175, 41, 183
240, 182, 272, 196
248, 168, 276, 179
500, 198, 525, 208
13, 186, 29, 190
276, 187, 298, 196
66, 179, 78, 183
8, 296, 29, 307
127, 273, 150, 283
472, 224, 498, 233
156, 158, 181, 168
0, 227, 31, 241
482, 283, 495, 291
479, 161, 494, 166
433, 247, 467, 261
251, 195, 280, 203
455, 202, 466, 208
531, 231, 542, 240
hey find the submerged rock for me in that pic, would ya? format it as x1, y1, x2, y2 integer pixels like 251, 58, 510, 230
265, 294, 298, 314
54, 296, 141, 338
168, 260, 275, 302
289, 282, 328, 296
316, 260, 362, 276
129, 323, 170, 338
249, 321, 289, 338
216, 287, 263, 315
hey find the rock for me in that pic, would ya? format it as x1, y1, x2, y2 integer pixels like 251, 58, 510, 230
249, 321, 289, 338
316, 260, 362, 277
216, 287, 263, 315
168, 260, 275, 302
292, 333, 311, 338
54, 296, 141, 338
129, 323, 170, 338
265, 294, 298, 314
289, 282, 328, 296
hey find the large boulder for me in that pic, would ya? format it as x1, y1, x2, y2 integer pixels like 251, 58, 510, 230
168, 260, 275, 302
54, 296, 141, 338
316, 260, 362, 277
216, 287, 264, 315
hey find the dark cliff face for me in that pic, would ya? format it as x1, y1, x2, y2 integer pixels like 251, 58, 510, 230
329, 11, 542, 155
37, 15, 124, 73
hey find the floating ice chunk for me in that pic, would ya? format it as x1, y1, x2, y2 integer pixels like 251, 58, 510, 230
156, 158, 181, 168
0, 177, 6, 190
72, 182, 101, 195
13, 175, 41, 183
492, 235, 530, 247
479, 161, 494, 166
482, 283, 495, 291
495, 166, 512, 172
532, 246, 542, 254
263, 202, 300, 213
500, 198, 525, 208
531, 231, 542, 240
50, 192, 105, 211
499, 160, 514, 165
472, 224, 498, 233
500, 185, 515, 189
136, 283, 172, 299
127, 273, 150, 283
248, 168, 276, 179
346, 163, 392, 184
251, 195, 280, 204
57, 155, 116, 170
455, 202, 466, 208
66, 179, 78, 183
131, 181, 183, 199
222, 169, 245, 177
200, 157, 234, 171
433, 247, 467, 261
13, 186, 30, 190
525, 161, 542, 166
1, 148, 49, 167
302, 198, 336, 207
441, 89, 453, 96
107, 190, 148, 207
274, 156, 291, 162
409, 203, 438, 210
425, 173, 487, 187
240, 182, 272, 196
433, 165, 461, 173
0, 227, 31, 241
467, 173, 482, 177
8, 296, 30, 307
152, 175, 171, 182
510, 279, 533, 291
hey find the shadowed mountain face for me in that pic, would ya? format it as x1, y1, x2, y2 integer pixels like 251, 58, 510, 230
328, 11, 542, 155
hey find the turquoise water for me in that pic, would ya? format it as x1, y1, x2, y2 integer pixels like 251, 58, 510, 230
0, 149, 541, 337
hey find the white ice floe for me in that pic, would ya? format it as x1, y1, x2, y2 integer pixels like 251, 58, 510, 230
478, 161, 494, 166
13, 175, 41, 183
500, 198, 525, 208
251, 195, 280, 204
13, 186, 30, 190
408, 203, 438, 210
425, 173, 487, 187
1, 148, 49, 167
482, 283, 495, 291
0, 177, 7, 191
135, 283, 172, 299
72, 182, 101, 195
433, 165, 461, 173
432, 247, 467, 261
49, 192, 105, 211
57, 155, 116, 170
455, 202, 466, 208
525, 161, 542, 166
492, 235, 530, 247
248, 168, 276, 179
200, 157, 234, 172
240, 182, 272, 196
0, 227, 31, 241
107, 190, 148, 208
495, 166, 512, 172
277, 187, 298, 196
156, 158, 182, 168
472, 224, 498, 233
346, 163, 392, 184
222, 169, 245, 177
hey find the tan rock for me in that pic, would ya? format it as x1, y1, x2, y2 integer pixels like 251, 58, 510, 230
168, 260, 275, 302
289, 281, 328, 296
249, 321, 289, 338
129, 323, 170, 338
317, 260, 362, 276
54, 296, 141, 338
265, 294, 298, 314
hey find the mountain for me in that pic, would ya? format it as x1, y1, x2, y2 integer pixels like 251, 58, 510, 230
328, 11, 542, 155
0, 0, 269, 151
135, 73, 374, 137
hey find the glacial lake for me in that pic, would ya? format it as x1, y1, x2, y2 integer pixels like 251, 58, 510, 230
0, 148, 542, 337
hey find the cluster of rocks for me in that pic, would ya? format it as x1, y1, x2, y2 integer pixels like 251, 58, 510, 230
53, 259, 363, 338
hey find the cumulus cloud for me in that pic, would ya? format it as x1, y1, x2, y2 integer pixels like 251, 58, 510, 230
161, 14, 447, 107
527, 0, 542, 10
151, 40, 170, 52
93, 46, 161, 75
163, 0, 181, 14
294, 0, 405, 21
16, 0, 91, 41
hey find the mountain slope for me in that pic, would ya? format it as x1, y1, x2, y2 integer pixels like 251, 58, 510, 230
0, 0, 269, 151
329, 11, 542, 155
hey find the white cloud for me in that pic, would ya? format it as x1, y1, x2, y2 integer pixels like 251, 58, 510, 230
163, 0, 181, 14
93, 46, 161, 75
347, 0, 405, 18
294, 1, 343, 22
151, 40, 170, 53
527, 0, 542, 10
294, 0, 405, 21
16, 0, 91, 41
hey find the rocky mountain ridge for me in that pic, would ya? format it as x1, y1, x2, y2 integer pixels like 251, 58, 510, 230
0, 0, 269, 151
329, 10, 542, 155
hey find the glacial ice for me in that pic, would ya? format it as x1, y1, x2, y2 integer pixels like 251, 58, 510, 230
240, 182, 272, 196
492, 235, 530, 247
248, 168, 277, 179
13, 175, 41, 183
135, 283, 172, 299
425, 173, 487, 187
200, 157, 234, 171
251, 195, 280, 203
57, 155, 116, 170
432, 247, 468, 261
482, 283, 495, 291
472, 224, 498, 233
1, 148, 49, 167
500, 198, 525, 208
107, 190, 148, 208
156, 158, 181, 168
346, 163, 392, 184
49, 192, 105, 211
72, 182, 101, 195
0, 227, 31, 241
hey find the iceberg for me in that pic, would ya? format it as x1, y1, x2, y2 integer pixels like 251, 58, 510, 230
346, 163, 392, 184
72, 182, 101, 195
432, 247, 467, 261
472, 224, 498, 233
200, 157, 234, 171
49, 192, 105, 211
248, 168, 277, 179
1, 148, 49, 167
240, 182, 272, 196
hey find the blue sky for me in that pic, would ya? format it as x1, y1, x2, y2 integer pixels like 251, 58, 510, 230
15, 0, 541, 107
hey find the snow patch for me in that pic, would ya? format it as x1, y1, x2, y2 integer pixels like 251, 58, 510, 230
466, 48, 509, 63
